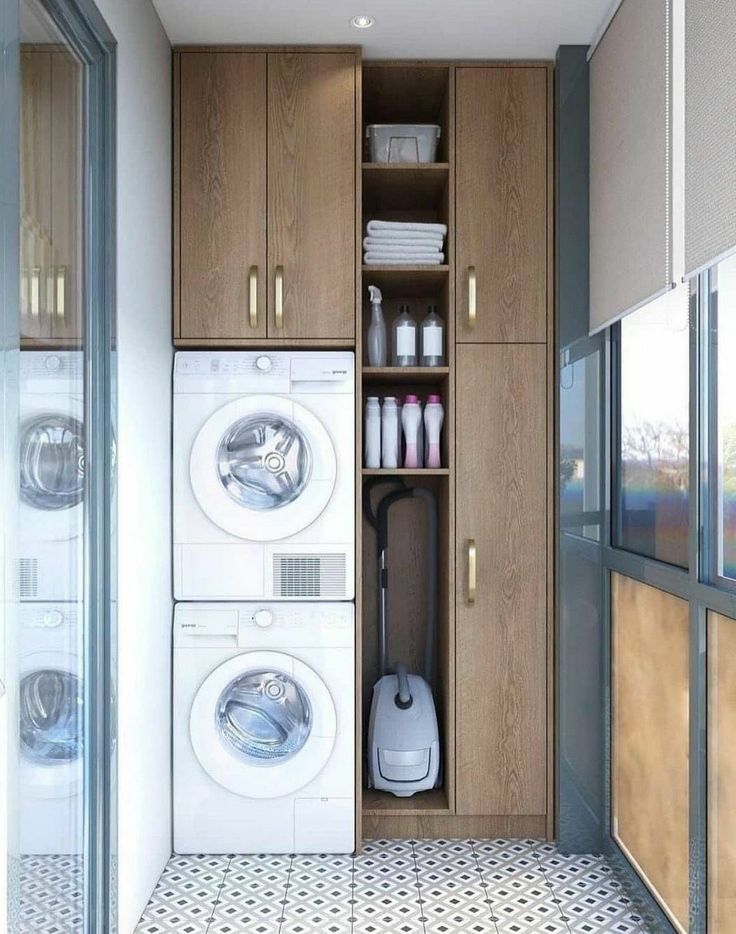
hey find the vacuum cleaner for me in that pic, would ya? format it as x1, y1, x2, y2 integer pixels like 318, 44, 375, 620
364, 482, 441, 797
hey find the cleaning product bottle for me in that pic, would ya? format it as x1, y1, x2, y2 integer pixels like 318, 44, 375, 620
364, 396, 381, 468
381, 397, 399, 468
402, 395, 423, 469
420, 305, 445, 367
424, 394, 444, 468
367, 285, 387, 367
392, 305, 417, 366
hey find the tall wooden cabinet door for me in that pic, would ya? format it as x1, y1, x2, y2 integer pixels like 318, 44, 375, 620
455, 344, 547, 816
267, 52, 355, 340
50, 50, 83, 342
20, 51, 52, 342
178, 52, 267, 339
456, 68, 548, 343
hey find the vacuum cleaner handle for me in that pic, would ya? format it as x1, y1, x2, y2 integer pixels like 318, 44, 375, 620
376, 488, 417, 676
412, 488, 438, 688
362, 477, 406, 530
394, 662, 413, 709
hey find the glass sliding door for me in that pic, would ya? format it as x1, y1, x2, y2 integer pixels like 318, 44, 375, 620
1, 0, 116, 930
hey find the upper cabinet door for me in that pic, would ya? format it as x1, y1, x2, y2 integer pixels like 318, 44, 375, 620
178, 52, 267, 340
267, 52, 356, 340
456, 67, 548, 343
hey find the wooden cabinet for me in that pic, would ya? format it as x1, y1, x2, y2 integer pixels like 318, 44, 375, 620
175, 49, 357, 343
20, 48, 82, 344
455, 344, 548, 816
178, 52, 268, 340
455, 67, 548, 343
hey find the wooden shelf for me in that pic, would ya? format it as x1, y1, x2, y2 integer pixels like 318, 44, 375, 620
363, 788, 450, 816
363, 163, 449, 211
362, 468, 449, 476
363, 366, 449, 384
362, 265, 449, 298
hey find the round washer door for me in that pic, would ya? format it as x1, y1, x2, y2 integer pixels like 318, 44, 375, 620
18, 407, 85, 541
190, 396, 337, 542
190, 651, 337, 799
19, 654, 84, 799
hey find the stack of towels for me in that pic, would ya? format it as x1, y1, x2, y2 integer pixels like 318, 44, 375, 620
363, 220, 447, 266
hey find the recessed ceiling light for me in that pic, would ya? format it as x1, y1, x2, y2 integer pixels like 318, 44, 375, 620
351, 15, 374, 29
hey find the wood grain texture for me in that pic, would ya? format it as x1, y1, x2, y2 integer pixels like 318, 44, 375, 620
363, 812, 546, 840
267, 52, 356, 340
612, 573, 689, 933
708, 611, 736, 934
179, 52, 267, 339
455, 344, 547, 816
456, 67, 547, 343
50, 50, 82, 342
20, 50, 52, 341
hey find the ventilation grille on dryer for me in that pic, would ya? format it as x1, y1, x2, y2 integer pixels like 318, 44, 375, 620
273, 554, 347, 598
17, 558, 39, 599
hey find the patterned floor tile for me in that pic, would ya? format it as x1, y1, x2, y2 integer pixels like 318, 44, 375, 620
136, 855, 228, 933
205, 854, 290, 934
16, 855, 85, 934
133, 842, 653, 934
280, 855, 352, 934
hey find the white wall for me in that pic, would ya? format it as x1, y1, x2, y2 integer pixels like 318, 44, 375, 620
92, 1, 173, 930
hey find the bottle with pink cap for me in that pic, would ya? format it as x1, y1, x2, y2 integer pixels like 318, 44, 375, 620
401, 394, 423, 469
424, 394, 444, 468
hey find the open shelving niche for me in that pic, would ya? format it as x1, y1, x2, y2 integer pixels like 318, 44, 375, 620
356, 63, 456, 830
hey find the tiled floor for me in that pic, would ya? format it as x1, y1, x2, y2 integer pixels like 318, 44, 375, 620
136, 839, 651, 934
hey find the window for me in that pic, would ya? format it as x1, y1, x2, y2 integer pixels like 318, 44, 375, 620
713, 254, 736, 581
560, 350, 601, 540
617, 285, 690, 568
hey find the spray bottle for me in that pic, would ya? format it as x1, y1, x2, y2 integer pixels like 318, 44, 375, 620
367, 285, 387, 367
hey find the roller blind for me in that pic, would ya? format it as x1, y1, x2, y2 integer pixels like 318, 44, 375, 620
685, 0, 736, 278
589, 0, 672, 335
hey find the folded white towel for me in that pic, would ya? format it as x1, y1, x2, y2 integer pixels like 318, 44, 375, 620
363, 236, 444, 251
366, 220, 448, 237
364, 252, 445, 265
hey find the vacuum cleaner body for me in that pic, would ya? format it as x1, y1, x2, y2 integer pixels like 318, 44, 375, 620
364, 483, 442, 798
368, 672, 440, 796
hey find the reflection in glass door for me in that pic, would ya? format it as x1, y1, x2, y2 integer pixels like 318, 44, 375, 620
1, 0, 116, 929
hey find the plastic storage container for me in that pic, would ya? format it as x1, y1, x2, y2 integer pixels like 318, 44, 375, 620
366, 124, 441, 164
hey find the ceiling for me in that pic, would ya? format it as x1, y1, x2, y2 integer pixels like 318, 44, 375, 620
151, 0, 613, 59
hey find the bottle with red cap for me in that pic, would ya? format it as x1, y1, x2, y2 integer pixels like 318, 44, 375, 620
424, 394, 444, 468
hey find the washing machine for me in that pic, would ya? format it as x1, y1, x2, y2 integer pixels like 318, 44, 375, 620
18, 351, 84, 602
18, 603, 84, 855
173, 602, 355, 854
173, 351, 355, 600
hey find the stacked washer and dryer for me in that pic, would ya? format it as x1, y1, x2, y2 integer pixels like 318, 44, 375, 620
172, 352, 356, 854
17, 351, 86, 856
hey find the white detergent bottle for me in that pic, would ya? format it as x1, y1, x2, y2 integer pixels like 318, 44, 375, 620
420, 305, 445, 366
364, 396, 381, 468
392, 305, 417, 366
367, 285, 387, 367
381, 397, 399, 468
424, 394, 444, 468
401, 394, 423, 469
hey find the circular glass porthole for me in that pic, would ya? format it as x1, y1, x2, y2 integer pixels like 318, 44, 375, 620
216, 415, 312, 510
19, 414, 85, 511
215, 669, 312, 764
19, 669, 83, 764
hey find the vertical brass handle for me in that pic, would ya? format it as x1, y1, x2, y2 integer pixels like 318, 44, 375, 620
31, 266, 41, 317
467, 539, 477, 605
248, 265, 258, 329
468, 266, 476, 329
274, 265, 284, 330
56, 266, 66, 319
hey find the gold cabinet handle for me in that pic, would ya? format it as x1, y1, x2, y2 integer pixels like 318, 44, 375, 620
468, 266, 476, 329
274, 265, 284, 330
56, 266, 66, 319
467, 539, 477, 605
31, 266, 41, 317
248, 265, 258, 329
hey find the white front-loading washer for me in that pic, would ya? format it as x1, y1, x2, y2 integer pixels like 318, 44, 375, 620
18, 352, 85, 601
18, 603, 84, 855
173, 602, 355, 854
173, 351, 355, 600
